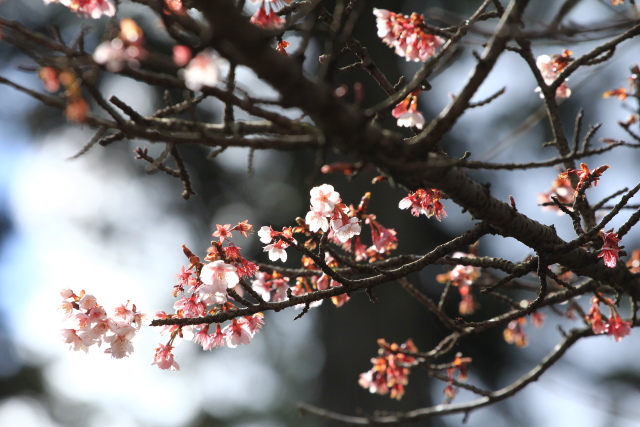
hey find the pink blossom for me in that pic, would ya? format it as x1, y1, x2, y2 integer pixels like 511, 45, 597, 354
264, 240, 288, 262
399, 188, 447, 220
78, 294, 97, 310
250, 3, 284, 29
606, 314, 631, 342
194, 327, 217, 350
173, 294, 206, 317
271, 276, 290, 301
305, 208, 330, 232
535, 50, 573, 99
104, 333, 134, 359
61, 329, 88, 352
210, 324, 227, 348
223, 319, 252, 348
598, 230, 620, 268
173, 45, 192, 67
152, 344, 180, 371
310, 184, 341, 215
59, 301, 74, 320
252, 272, 273, 301
258, 225, 276, 244
245, 313, 264, 335
200, 260, 240, 295
60, 288, 75, 299
333, 217, 362, 243
45, 0, 116, 19
212, 224, 233, 242
180, 49, 220, 91
373, 8, 444, 62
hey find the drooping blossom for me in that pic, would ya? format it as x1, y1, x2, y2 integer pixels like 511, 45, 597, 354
399, 188, 446, 220
180, 49, 220, 91
152, 344, 180, 371
586, 297, 607, 335
534, 49, 573, 99
598, 230, 620, 268
392, 90, 425, 129
250, 1, 284, 29
606, 314, 631, 342
223, 318, 253, 348
373, 9, 445, 62
44, 0, 115, 19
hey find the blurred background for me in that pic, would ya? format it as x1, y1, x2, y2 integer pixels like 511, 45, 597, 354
1, 0, 640, 426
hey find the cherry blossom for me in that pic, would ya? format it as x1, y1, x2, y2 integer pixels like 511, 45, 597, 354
44, 0, 115, 19
305, 208, 330, 232
199, 260, 240, 295
152, 344, 180, 371
264, 239, 289, 262
310, 184, 341, 215
223, 318, 253, 348
373, 8, 445, 62
399, 188, 447, 220
392, 89, 426, 129
534, 50, 573, 99
180, 49, 220, 91
332, 216, 362, 243
359, 339, 418, 400
606, 314, 631, 342
250, 1, 284, 29
598, 230, 621, 268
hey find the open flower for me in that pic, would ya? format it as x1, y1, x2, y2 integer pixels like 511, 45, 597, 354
534, 50, 573, 99
199, 260, 240, 295
180, 49, 220, 91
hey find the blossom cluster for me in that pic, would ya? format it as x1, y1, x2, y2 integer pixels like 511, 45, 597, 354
373, 8, 445, 62
586, 296, 631, 341
535, 49, 574, 99
152, 222, 264, 369
398, 188, 447, 220
44, 0, 115, 19
358, 339, 418, 400
60, 289, 145, 358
